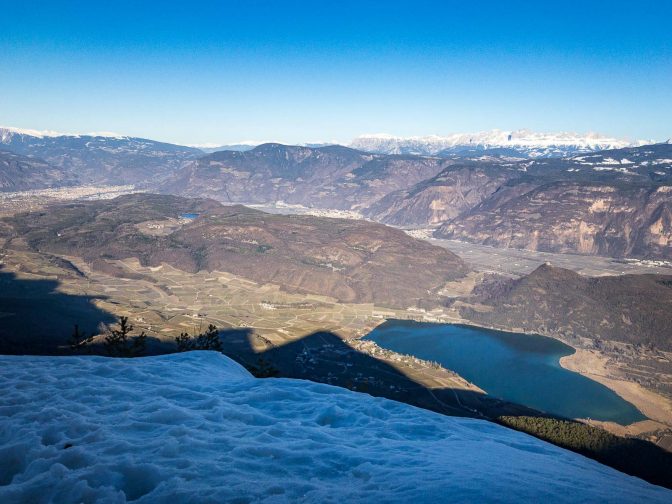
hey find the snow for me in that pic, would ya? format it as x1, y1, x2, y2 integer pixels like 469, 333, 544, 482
187, 140, 267, 149
1, 352, 669, 503
187, 140, 340, 151
593, 166, 634, 173
0, 126, 125, 141
0, 126, 67, 139
350, 129, 648, 156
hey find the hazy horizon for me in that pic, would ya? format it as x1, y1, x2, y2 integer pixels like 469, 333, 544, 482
2, 124, 665, 148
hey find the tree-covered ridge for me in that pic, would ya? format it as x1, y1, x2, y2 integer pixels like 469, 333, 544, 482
498, 415, 672, 488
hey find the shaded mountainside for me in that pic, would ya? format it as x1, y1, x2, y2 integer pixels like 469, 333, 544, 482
160, 143, 452, 210
462, 264, 672, 350
0, 128, 202, 187
1, 193, 467, 307
0, 150, 76, 191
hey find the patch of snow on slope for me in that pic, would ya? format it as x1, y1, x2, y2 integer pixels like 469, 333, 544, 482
1, 352, 669, 503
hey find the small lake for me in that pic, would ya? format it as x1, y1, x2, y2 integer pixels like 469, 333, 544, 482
366, 320, 645, 425
179, 213, 200, 220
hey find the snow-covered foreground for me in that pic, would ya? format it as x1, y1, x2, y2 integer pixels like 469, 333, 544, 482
0, 353, 669, 503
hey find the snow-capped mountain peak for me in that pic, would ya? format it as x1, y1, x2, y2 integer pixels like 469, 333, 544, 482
350, 129, 647, 158
0, 126, 66, 140
0, 126, 126, 142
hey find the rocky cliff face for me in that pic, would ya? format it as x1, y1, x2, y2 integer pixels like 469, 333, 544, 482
363, 143, 672, 260
364, 163, 516, 226
437, 182, 672, 259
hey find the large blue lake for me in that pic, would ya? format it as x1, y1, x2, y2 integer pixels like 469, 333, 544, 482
366, 320, 645, 425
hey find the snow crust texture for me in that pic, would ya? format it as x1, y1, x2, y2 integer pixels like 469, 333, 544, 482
1, 352, 669, 503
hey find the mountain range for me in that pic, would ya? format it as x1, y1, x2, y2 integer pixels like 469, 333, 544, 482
0, 127, 201, 186
161, 141, 672, 259
2, 125, 648, 160
187, 129, 636, 158
349, 129, 646, 158
160, 143, 453, 211
378, 143, 672, 259
1, 125, 670, 260
0, 148, 76, 191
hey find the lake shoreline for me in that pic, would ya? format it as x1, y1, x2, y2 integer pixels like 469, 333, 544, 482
559, 348, 672, 434
370, 316, 671, 430
445, 318, 672, 430
452, 319, 672, 431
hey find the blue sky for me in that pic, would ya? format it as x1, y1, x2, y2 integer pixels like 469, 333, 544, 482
1, 0, 670, 144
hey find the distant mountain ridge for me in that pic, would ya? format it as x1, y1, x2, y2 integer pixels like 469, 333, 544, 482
0, 126, 202, 186
0, 126, 129, 140
191, 142, 337, 153
160, 142, 453, 210
350, 129, 646, 158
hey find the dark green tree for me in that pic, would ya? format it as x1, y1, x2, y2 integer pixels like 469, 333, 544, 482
246, 357, 280, 378
69, 324, 94, 352
104, 316, 147, 357
175, 324, 222, 352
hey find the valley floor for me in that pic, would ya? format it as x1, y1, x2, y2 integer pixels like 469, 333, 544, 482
0, 185, 142, 218
428, 235, 672, 278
